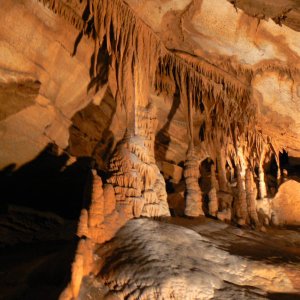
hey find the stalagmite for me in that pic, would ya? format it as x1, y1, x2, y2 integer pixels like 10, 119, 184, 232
183, 77, 204, 217
217, 208, 232, 222
108, 103, 170, 218
77, 170, 121, 244
88, 169, 105, 227
234, 166, 248, 225
237, 146, 247, 189
257, 146, 268, 199
60, 169, 126, 299
258, 166, 267, 199
184, 146, 204, 217
70, 241, 84, 299
216, 147, 229, 192
208, 163, 218, 217
245, 168, 260, 227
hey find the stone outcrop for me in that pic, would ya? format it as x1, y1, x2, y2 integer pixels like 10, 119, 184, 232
78, 218, 300, 299
272, 180, 300, 226
0, 0, 96, 168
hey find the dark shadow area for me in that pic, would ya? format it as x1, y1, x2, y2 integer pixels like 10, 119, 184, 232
199, 158, 213, 214
88, 39, 110, 94
281, 151, 300, 183
0, 143, 92, 220
68, 87, 117, 172
268, 292, 300, 300
0, 144, 93, 299
227, 238, 300, 264
264, 153, 279, 197
0, 239, 78, 300
155, 89, 181, 161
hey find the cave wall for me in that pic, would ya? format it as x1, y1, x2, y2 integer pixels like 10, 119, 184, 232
0, 0, 95, 168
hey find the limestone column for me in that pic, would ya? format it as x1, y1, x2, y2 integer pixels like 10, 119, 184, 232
107, 103, 170, 218
208, 163, 218, 217
258, 147, 267, 199
245, 168, 260, 226
216, 147, 228, 191
184, 146, 204, 217
235, 165, 247, 225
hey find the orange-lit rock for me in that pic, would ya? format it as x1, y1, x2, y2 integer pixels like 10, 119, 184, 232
272, 180, 300, 225
1, 0, 300, 299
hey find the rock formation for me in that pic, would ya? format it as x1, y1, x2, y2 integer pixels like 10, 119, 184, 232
62, 170, 123, 299
85, 218, 300, 299
1, 0, 300, 299
107, 103, 170, 218
184, 146, 204, 217
208, 163, 219, 217
245, 168, 260, 227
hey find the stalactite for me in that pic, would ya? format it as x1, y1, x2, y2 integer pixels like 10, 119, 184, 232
38, 0, 253, 127
208, 163, 218, 217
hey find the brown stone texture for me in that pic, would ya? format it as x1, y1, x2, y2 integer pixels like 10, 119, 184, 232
1, 1, 300, 299
272, 180, 300, 225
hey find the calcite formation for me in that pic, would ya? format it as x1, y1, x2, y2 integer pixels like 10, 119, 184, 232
1, 0, 300, 299
63, 169, 126, 299
208, 163, 219, 217
184, 146, 204, 217
107, 103, 170, 218
83, 218, 300, 299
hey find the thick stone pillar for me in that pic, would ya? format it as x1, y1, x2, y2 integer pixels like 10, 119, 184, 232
216, 148, 228, 191
258, 166, 267, 199
108, 103, 170, 218
184, 147, 204, 217
258, 148, 267, 199
234, 165, 248, 225
245, 168, 260, 227
208, 163, 219, 217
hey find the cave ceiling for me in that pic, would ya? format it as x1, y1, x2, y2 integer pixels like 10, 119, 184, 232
0, 0, 300, 168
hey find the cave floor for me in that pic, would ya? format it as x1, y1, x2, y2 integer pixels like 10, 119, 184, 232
1, 207, 300, 299
167, 217, 300, 265
90, 217, 300, 299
